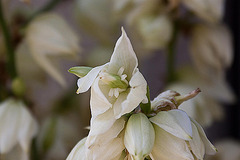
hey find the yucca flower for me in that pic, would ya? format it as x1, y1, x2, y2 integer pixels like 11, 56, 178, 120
0, 98, 38, 158
25, 13, 80, 87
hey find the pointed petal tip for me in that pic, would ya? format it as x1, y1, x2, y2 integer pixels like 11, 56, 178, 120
121, 27, 128, 38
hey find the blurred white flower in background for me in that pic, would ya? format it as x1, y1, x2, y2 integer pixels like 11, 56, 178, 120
16, 42, 46, 87
0, 98, 38, 159
75, 0, 118, 44
136, 14, 173, 50
24, 13, 80, 87
205, 139, 240, 160
190, 24, 233, 80
182, 0, 225, 23
167, 68, 235, 127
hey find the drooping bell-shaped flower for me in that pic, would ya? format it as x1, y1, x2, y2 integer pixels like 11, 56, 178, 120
0, 98, 38, 156
136, 14, 173, 50
167, 68, 235, 127
124, 113, 155, 160
182, 0, 224, 23
190, 24, 233, 80
25, 13, 80, 87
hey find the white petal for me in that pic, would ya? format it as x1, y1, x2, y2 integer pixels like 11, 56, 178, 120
30, 53, 66, 87
18, 103, 38, 153
124, 113, 155, 159
86, 116, 125, 148
108, 28, 138, 78
90, 77, 112, 117
66, 137, 87, 160
151, 124, 194, 160
77, 64, 106, 94
191, 119, 217, 155
0, 99, 20, 153
114, 70, 147, 119
87, 132, 125, 160
189, 122, 205, 160
150, 109, 192, 140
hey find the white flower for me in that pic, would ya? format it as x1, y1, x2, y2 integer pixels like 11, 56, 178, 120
150, 109, 216, 160
137, 14, 173, 50
167, 68, 235, 127
25, 13, 80, 87
70, 27, 147, 160
182, 0, 224, 23
189, 119, 217, 159
0, 98, 38, 156
75, 27, 147, 119
124, 113, 155, 160
190, 24, 233, 80
75, 0, 116, 44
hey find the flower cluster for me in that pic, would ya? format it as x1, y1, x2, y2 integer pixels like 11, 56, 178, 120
67, 28, 216, 160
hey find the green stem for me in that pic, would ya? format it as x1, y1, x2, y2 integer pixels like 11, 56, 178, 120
0, 1, 17, 79
25, 0, 62, 24
166, 21, 179, 83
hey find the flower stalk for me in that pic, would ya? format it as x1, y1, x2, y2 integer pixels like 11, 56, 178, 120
0, 1, 17, 79
166, 21, 179, 83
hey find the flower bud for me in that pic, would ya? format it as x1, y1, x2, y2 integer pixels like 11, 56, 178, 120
124, 113, 155, 160
25, 13, 80, 87
11, 77, 26, 97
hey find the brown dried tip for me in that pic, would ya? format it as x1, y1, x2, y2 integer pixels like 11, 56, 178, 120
182, 88, 201, 101
175, 88, 201, 105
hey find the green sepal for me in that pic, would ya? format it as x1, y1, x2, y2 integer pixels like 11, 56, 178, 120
68, 66, 92, 78
140, 86, 151, 114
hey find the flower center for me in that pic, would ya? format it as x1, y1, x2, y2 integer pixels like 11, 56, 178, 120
99, 67, 129, 98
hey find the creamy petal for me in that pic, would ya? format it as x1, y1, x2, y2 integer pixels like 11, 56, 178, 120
18, 103, 38, 153
189, 122, 205, 160
0, 100, 20, 153
191, 119, 217, 155
114, 70, 147, 119
90, 77, 112, 117
124, 113, 155, 159
77, 64, 106, 94
108, 28, 138, 78
66, 137, 87, 160
87, 132, 125, 160
87, 116, 125, 148
150, 109, 192, 140
31, 53, 66, 87
151, 124, 194, 160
